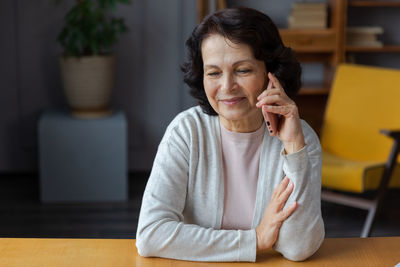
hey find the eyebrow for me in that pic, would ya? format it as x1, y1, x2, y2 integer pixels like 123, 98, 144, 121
204, 59, 255, 69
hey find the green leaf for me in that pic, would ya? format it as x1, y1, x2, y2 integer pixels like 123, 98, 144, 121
56, 0, 130, 55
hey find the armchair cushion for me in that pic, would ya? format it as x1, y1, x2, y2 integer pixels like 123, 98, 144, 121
322, 150, 400, 193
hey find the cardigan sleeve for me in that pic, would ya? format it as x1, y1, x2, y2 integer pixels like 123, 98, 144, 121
135, 125, 257, 262
272, 121, 325, 261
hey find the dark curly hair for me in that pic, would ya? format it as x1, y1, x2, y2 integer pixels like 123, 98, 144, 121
181, 7, 302, 115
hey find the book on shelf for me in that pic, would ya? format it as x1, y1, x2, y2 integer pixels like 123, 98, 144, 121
347, 33, 377, 42
347, 26, 384, 35
288, 17, 327, 29
291, 2, 326, 11
290, 12, 327, 20
346, 26, 384, 47
347, 40, 383, 47
288, 2, 327, 29
290, 8, 326, 16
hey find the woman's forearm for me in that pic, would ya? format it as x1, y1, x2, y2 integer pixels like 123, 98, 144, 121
273, 140, 325, 261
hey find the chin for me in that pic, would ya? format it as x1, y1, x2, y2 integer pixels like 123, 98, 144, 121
219, 108, 249, 121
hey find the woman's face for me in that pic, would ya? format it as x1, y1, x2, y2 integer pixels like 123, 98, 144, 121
201, 34, 267, 131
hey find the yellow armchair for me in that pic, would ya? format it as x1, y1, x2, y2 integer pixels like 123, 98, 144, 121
320, 63, 400, 237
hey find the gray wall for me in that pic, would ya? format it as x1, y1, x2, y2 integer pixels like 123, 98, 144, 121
1, 0, 399, 172
0, 0, 197, 172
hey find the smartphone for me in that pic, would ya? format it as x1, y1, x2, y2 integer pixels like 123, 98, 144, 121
262, 105, 279, 136
261, 76, 279, 137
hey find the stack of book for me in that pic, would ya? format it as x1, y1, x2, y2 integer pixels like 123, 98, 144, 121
288, 2, 327, 29
346, 27, 384, 47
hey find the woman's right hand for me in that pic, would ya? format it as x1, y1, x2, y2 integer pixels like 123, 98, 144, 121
255, 176, 297, 251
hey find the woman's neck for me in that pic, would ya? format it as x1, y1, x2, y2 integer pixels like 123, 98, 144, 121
219, 112, 264, 133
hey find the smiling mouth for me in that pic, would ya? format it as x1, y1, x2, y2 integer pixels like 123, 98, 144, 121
220, 97, 245, 106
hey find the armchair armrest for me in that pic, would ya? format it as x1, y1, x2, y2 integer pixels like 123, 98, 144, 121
380, 129, 400, 141
377, 128, 400, 195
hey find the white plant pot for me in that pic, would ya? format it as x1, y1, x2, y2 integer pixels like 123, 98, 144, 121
59, 55, 115, 118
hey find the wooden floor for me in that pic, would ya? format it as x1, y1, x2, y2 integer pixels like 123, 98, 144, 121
0, 172, 399, 239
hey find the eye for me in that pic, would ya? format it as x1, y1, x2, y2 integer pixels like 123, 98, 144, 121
237, 69, 251, 74
206, 71, 221, 77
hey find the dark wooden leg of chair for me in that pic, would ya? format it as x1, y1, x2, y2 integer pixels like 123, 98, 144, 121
360, 136, 400, 238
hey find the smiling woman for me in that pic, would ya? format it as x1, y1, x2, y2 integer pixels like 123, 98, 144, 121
136, 7, 324, 262
202, 34, 267, 132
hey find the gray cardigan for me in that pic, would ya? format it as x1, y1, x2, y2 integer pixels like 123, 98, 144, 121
136, 106, 324, 262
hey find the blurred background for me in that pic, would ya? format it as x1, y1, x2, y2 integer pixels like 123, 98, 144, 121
0, 0, 399, 239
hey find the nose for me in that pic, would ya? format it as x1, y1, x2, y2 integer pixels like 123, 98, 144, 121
221, 73, 236, 92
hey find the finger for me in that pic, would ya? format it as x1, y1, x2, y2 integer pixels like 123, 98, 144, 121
262, 104, 292, 117
256, 94, 284, 108
278, 181, 294, 203
268, 73, 288, 97
257, 90, 266, 101
267, 77, 273, 90
268, 72, 282, 90
279, 201, 297, 221
257, 78, 274, 101
272, 176, 290, 199
266, 88, 281, 97
257, 87, 280, 101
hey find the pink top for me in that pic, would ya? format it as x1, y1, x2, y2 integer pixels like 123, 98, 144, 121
220, 121, 265, 230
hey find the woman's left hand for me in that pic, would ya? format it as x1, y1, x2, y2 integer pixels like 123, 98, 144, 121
256, 72, 305, 154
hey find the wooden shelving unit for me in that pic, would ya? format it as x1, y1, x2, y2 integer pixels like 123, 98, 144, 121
346, 1, 400, 55
348, 1, 400, 7
278, 29, 337, 53
279, 0, 347, 100
346, 45, 400, 52
298, 86, 331, 95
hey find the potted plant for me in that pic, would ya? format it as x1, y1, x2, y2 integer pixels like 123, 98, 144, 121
57, 0, 131, 118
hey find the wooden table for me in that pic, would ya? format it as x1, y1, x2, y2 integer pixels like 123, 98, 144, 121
0, 237, 399, 266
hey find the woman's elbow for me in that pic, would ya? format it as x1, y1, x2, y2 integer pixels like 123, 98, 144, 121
282, 249, 314, 262
136, 218, 178, 257
136, 235, 154, 257
136, 225, 158, 257
281, 242, 321, 261
136, 225, 169, 257
281, 229, 325, 262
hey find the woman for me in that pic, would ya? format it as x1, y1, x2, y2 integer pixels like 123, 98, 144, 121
136, 7, 324, 262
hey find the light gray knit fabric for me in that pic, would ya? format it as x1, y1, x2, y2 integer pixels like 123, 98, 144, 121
136, 106, 324, 262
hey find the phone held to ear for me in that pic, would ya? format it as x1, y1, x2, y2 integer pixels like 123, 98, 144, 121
262, 105, 279, 136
